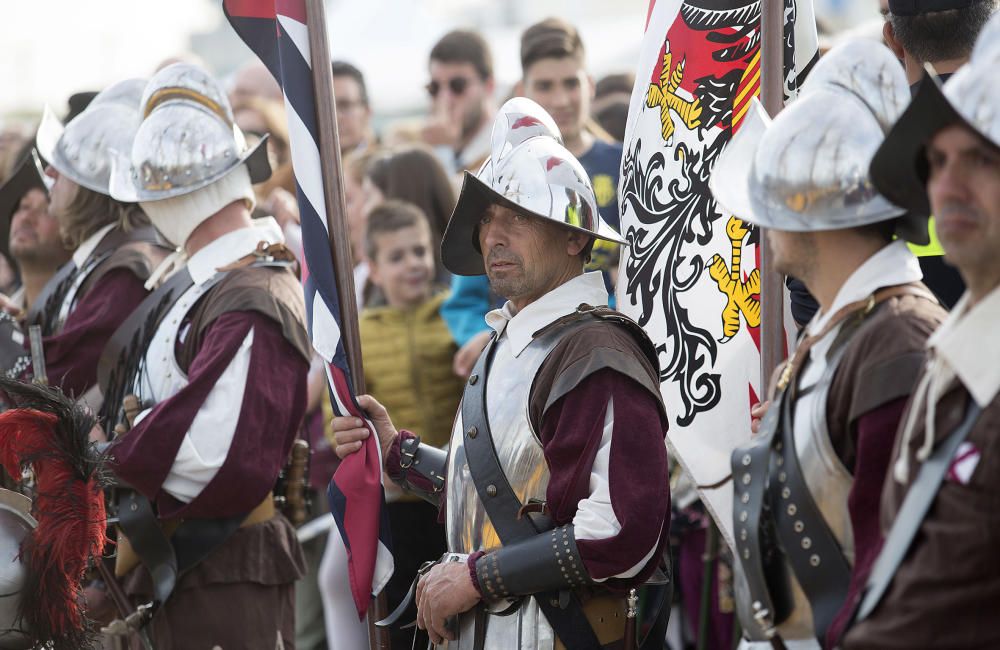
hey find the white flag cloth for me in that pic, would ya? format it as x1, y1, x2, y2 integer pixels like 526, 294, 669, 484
616, 0, 817, 548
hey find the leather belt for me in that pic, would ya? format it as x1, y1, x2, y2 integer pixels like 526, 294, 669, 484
115, 494, 275, 578
770, 392, 851, 640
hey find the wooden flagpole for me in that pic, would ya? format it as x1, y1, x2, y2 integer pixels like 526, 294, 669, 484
303, 0, 391, 647
304, 0, 365, 390
758, 0, 787, 385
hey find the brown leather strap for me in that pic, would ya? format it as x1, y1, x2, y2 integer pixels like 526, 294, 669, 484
216, 241, 298, 272
114, 496, 275, 577
775, 284, 935, 392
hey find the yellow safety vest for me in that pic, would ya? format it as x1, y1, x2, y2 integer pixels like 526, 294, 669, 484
906, 216, 945, 257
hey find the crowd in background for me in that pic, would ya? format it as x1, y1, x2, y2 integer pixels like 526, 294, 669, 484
0, 3, 992, 647
0, 18, 650, 650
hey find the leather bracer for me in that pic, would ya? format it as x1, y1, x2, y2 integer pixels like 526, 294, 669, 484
474, 524, 594, 602
395, 434, 447, 504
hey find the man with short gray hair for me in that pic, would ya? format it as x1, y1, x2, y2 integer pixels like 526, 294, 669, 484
334, 99, 671, 649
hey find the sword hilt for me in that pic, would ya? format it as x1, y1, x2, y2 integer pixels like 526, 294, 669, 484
284, 439, 311, 526
28, 325, 46, 386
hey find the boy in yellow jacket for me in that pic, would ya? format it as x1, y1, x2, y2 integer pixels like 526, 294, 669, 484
359, 199, 462, 648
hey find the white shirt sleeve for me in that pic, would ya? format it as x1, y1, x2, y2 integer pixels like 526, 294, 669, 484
572, 396, 662, 581
160, 327, 255, 503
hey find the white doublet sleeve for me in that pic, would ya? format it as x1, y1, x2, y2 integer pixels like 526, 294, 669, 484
572, 397, 662, 581
160, 328, 255, 503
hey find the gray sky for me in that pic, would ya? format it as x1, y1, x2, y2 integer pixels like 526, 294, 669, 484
1, 0, 878, 122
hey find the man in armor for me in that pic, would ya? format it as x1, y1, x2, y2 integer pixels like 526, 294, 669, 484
711, 42, 947, 649
334, 98, 671, 649
101, 63, 310, 648
844, 14, 1000, 648
25, 79, 168, 404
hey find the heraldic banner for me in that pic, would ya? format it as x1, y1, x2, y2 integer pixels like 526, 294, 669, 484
616, 0, 817, 549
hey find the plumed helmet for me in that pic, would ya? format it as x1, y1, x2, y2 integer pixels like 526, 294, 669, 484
109, 62, 271, 203
870, 10, 1000, 218
711, 39, 928, 243
0, 489, 36, 649
441, 97, 625, 276
35, 78, 146, 196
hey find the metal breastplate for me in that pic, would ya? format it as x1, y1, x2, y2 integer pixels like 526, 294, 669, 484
443, 325, 568, 650
446, 327, 560, 553
796, 345, 855, 562
772, 340, 855, 640
765, 337, 856, 643
133, 279, 214, 406
735, 331, 857, 645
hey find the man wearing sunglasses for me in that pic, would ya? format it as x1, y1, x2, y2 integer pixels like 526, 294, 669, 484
332, 60, 375, 156
421, 29, 495, 175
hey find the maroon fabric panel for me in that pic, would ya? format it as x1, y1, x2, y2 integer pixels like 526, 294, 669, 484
384, 429, 413, 485
539, 368, 670, 586
111, 311, 308, 519
678, 519, 735, 650
826, 396, 908, 649
43, 269, 148, 396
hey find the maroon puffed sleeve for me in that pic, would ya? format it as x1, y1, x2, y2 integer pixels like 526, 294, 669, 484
43, 269, 148, 396
539, 368, 670, 586
111, 311, 308, 519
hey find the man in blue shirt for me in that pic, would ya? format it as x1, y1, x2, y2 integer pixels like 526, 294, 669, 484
443, 18, 625, 373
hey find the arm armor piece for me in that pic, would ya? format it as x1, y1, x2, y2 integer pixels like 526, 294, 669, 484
397, 434, 447, 504
474, 524, 594, 602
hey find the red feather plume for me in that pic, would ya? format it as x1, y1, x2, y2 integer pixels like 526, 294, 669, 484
0, 379, 108, 650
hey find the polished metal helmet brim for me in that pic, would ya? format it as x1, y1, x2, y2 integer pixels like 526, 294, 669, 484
34, 79, 146, 196
744, 85, 907, 234
111, 63, 272, 203
871, 29, 1000, 220
710, 97, 771, 223
441, 98, 624, 276
971, 9, 1000, 67
442, 169, 625, 276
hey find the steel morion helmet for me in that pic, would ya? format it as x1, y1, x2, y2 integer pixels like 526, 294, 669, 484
109, 63, 272, 247
711, 39, 929, 244
110, 63, 271, 204
440, 97, 626, 276
35, 78, 146, 196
